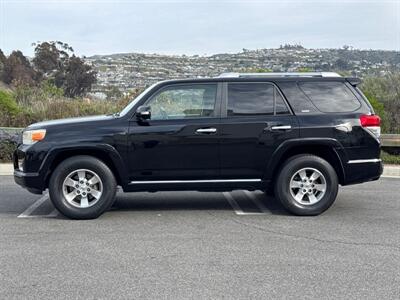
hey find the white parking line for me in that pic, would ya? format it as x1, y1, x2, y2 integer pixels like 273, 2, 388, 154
17, 194, 58, 218
223, 192, 266, 215
46, 209, 59, 218
243, 190, 270, 214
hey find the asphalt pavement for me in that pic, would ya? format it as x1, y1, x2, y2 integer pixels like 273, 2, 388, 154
0, 176, 399, 299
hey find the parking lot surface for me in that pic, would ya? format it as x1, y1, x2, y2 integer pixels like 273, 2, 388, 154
0, 176, 399, 299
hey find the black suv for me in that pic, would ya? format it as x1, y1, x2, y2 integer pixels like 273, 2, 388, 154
14, 72, 382, 219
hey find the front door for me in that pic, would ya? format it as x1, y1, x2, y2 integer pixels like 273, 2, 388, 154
128, 83, 221, 181
219, 82, 299, 179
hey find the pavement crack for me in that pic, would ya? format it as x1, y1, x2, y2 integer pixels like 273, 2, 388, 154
229, 217, 400, 251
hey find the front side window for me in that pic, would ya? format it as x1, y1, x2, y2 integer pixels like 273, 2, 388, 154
227, 83, 290, 116
299, 81, 361, 113
146, 84, 217, 120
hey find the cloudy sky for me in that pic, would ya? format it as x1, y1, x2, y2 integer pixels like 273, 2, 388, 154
1, 0, 399, 57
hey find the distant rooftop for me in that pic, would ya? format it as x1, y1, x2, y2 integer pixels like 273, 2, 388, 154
217, 72, 342, 78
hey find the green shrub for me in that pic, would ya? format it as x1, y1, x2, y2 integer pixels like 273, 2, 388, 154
363, 91, 388, 132
0, 90, 20, 115
381, 151, 400, 165
0, 140, 16, 162
0, 90, 24, 127
0, 82, 128, 127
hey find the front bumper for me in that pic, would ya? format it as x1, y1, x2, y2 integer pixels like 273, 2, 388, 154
14, 170, 44, 194
13, 148, 46, 194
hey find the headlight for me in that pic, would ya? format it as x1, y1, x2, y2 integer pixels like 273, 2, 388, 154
22, 129, 46, 145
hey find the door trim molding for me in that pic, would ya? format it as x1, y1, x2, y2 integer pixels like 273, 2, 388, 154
129, 179, 262, 184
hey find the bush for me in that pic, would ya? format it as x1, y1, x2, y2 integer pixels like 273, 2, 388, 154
0, 83, 128, 128
360, 73, 400, 134
0, 140, 16, 162
0, 90, 24, 127
381, 151, 400, 165
0, 90, 20, 114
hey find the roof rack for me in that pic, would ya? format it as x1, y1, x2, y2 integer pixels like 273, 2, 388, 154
217, 72, 342, 78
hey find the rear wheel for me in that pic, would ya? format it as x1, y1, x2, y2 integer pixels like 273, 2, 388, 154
49, 155, 117, 219
274, 154, 338, 216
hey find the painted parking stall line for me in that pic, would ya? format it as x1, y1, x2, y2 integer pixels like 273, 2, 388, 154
243, 190, 271, 214
223, 191, 268, 215
18, 194, 59, 218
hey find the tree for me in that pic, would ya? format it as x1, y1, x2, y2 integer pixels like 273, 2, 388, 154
1, 51, 37, 85
32, 41, 73, 77
63, 55, 97, 97
31, 41, 96, 97
0, 49, 6, 75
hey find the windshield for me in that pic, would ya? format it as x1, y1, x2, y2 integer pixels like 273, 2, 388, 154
119, 83, 158, 117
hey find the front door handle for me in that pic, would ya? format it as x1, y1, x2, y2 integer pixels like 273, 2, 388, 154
270, 125, 291, 131
195, 128, 217, 134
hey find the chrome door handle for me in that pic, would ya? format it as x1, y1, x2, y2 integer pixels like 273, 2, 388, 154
270, 125, 291, 131
195, 128, 217, 134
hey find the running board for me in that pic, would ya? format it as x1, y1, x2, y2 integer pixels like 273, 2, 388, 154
125, 178, 264, 192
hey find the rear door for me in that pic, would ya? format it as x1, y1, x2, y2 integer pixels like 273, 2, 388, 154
219, 81, 299, 179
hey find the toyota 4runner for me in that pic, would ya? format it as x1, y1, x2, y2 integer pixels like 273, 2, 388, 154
14, 72, 383, 219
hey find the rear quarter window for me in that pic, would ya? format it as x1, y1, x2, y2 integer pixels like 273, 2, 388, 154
299, 81, 361, 113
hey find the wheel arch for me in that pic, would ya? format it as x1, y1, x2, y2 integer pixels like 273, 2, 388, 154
265, 138, 346, 185
42, 144, 128, 189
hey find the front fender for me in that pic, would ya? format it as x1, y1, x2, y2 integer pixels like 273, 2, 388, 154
40, 143, 129, 188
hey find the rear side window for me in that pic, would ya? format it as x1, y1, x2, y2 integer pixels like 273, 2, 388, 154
227, 83, 290, 116
299, 81, 360, 113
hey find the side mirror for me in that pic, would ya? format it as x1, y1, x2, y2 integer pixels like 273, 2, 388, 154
136, 105, 151, 120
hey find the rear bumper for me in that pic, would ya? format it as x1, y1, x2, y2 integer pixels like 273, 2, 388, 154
343, 159, 383, 185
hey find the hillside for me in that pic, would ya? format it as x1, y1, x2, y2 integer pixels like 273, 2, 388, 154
85, 46, 400, 94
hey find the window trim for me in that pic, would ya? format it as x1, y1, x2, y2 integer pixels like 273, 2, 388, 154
298, 80, 362, 114
143, 82, 222, 121
222, 81, 293, 118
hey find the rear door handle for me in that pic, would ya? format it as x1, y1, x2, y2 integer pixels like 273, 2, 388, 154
195, 128, 217, 134
264, 123, 292, 132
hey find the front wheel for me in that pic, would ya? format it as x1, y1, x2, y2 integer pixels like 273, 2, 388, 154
274, 154, 338, 216
49, 156, 117, 219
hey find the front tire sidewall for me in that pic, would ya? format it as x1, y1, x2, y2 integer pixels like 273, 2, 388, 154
275, 156, 338, 216
49, 156, 116, 219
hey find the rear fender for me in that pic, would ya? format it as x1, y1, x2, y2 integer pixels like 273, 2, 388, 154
264, 138, 347, 182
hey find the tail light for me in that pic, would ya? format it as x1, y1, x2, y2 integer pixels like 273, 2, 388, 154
360, 114, 381, 138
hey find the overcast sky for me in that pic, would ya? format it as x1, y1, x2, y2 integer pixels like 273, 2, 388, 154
1, 0, 399, 57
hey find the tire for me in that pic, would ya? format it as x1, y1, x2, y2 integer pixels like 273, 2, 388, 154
274, 154, 338, 216
49, 155, 117, 219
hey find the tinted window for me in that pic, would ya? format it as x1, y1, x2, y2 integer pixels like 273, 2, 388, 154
147, 84, 217, 120
299, 82, 360, 113
228, 83, 274, 116
227, 83, 290, 116
275, 91, 290, 115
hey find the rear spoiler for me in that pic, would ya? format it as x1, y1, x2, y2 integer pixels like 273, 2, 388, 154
346, 77, 362, 86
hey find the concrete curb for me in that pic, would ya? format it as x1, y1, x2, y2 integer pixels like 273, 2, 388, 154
382, 164, 400, 177
0, 163, 14, 175
1, 163, 399, 178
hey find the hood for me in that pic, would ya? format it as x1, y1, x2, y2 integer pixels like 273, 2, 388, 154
27, 115, 116, 130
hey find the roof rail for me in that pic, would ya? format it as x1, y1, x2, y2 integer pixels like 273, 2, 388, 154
217, 72, 342, 78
